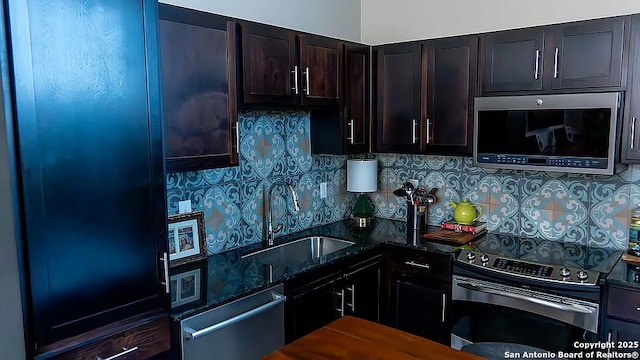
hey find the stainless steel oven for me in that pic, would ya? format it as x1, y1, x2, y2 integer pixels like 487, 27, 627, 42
451, 275, 599, 351
451, 233, 622, 352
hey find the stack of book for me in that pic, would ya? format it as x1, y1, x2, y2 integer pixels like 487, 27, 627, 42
441, 220, 487, 234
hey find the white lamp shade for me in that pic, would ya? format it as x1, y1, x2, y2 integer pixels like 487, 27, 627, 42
347, 159, 377, 193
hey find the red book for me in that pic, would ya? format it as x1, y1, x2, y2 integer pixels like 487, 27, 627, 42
441, 221, 487, 234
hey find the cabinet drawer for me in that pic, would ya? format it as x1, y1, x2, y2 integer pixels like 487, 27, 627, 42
52, 317, 170, 360
608, 287, 640, 323
388, 248, 452, 283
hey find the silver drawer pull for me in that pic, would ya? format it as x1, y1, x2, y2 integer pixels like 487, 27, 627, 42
636, 306, 640, 311
405, 260, 430, 269
96, 346, 138, 360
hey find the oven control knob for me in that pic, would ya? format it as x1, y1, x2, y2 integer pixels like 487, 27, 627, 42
466, 252, 476, 261
577, 270, 589, 281
560, 267, 571, 278
480, 254, 490, 263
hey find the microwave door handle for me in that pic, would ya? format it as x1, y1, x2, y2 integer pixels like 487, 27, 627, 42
456, 282, 593, 314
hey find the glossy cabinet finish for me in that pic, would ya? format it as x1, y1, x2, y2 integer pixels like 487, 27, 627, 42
239, 22, 342, 108
159, 5, 238, 171
605, 285, 640, 354
7, 0, 168, 352
423, 36, 478, 156
311, 43, 370, 154
622, 15, 640, 162
374, 43, 422, 153
481, 28, 545, 92
480, 16, 627, 94
385, 248, 452, 345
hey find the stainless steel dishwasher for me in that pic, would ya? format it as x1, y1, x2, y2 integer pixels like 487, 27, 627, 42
180, 284, 286, 359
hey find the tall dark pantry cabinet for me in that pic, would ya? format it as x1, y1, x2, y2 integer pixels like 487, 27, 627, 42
3, 0, 171, 358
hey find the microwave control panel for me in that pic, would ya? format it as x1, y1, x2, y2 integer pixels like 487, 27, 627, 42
477, 154, 607, 169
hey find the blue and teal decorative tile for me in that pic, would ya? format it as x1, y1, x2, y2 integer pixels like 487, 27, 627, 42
285, 113, 312, 175
424, 171, 459, 225
202, 183, 242, 253
425, 155, 448, 170
375, 153, 398, 167
326, 168, 346, 198
462, 175, 519, 233
444, 156, 464, 171
589, 183, 639, 250
239, 114, 286, 180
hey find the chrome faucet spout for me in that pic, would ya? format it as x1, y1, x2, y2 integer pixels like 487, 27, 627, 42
263, 181, 300, 247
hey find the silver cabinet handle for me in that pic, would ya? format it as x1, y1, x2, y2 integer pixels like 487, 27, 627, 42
553, 47, 559, 79
96, 347, 138, 360
426, 118, 431, 144
636, 305, 640, 311
412, 119, 418, 144
405, 260, 430, 269
303, 66, 310, 96
534, 49, 540, 80
159, 252, 169, 294
184, 293, 287, 340
235, 122, 240, 153
291, 66, 299, 95
347, 119, 354, 144
631, 117, 636, 149
334, 289, 345, 317
441, 293, 446, 323
346, 285, 355, 312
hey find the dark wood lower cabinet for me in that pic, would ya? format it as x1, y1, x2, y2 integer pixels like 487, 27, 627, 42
384, 247, 452, 345
40, 314, 171, 360
285, 254, 382, 343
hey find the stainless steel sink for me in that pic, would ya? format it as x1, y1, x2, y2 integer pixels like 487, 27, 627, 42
242, 236, 355, 265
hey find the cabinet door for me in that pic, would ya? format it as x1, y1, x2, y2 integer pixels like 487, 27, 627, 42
424, 36, 478, 156
287, 275, 340, 342
606, 319, 640, 355
159, 5, 238, 171
343, 257, 381, 322
389, 274, 450, 345
299, 34, 342, 107
622, 15, 640, 162
344, 44, 370, 154
481, 28, 545, 93
374, 43, 422, 153
240, 22, 297, 105
548, 17, 626, 90
9, 0, 167, 347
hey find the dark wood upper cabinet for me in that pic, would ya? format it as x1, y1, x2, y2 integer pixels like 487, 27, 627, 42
374, 43, 422, 153
240, 22, 298, 105
622, 15, 640, 162
239, 22, 342, 108
423, 36, 478, 156
311, 43, 370, 154
548, 17, 627, 90
159, 5, 238, 172
482, 28, 545, 92
480, 16, 628, 94
299, 35, 342, 107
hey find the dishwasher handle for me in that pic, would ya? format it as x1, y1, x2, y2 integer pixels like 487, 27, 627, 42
183, 293, 287, 340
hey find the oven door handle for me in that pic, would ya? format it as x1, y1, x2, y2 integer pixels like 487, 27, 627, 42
457, 282, 594, 314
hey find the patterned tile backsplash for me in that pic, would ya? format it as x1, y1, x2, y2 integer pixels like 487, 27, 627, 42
167, 112, 639, 254
372, 153, 640, 251
167, 111, 355, 255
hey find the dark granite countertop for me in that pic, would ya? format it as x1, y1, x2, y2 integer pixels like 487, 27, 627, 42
606, 256, 640, 290
169, 218, 464, 320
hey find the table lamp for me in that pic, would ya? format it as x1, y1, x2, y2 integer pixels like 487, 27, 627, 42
347, 159, 378, 228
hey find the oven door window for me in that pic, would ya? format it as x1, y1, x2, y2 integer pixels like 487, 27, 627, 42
451, 300, 598, 352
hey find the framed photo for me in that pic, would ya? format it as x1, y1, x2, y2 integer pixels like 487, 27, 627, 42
168, 211, 207, 267
170, 265, 206, 309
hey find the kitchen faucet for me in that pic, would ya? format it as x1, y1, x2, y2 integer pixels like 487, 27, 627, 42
263, 181, 300, 246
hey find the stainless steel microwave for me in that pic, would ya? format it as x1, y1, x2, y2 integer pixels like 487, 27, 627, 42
473, 92, 623, 175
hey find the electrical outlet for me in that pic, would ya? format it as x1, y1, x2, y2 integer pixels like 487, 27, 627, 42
178, 200, 192, 214
320, 182, 327, 199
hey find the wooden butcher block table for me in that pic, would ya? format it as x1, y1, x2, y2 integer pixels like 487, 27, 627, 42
263, 316, 485, 360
